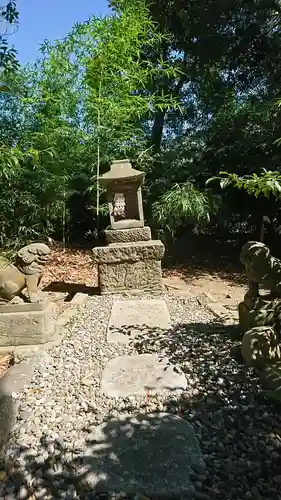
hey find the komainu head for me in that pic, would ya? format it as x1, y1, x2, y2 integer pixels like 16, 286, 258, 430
16, 243, 50, 275
240, 241, 271, 271
240, 240, 281, 295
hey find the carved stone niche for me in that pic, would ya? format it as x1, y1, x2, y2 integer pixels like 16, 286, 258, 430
100, 159, 145, 230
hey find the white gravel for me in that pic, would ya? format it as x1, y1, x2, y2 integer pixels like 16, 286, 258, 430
0, 293, 281, 500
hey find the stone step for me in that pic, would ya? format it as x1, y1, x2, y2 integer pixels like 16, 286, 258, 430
101, 353, 187, 398
82, 412, 205, 496
107, 299, 170, 344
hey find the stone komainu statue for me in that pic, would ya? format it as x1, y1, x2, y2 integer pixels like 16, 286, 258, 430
0, 243, 50, 303
240, 240, 281, 299
239, 241, 281, 366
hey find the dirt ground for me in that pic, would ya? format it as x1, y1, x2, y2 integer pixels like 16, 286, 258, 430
40, 241, 246, 310
163, 272, 246, 311
0, 238, 247, 378
0, 238, 247, 318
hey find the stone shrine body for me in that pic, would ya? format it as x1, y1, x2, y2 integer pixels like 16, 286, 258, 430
92, 159, 165, 294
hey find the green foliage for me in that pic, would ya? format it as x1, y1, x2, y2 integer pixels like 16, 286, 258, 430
206, 168, 281, 240
84, 0, 181, 225
0, 0, 181, 247
152, 182, 219, 235
207, 169, 281, 199
2, 0, 281, 247
0, 1, 19, 75
86, 1, 180, 130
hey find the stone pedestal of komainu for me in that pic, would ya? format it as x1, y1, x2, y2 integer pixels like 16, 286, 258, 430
0, 243, 57, 347
239, 241, 281, 366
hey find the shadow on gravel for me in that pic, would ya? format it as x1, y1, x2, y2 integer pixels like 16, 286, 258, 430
43, 281, 99, 298
1, 321, 281, 499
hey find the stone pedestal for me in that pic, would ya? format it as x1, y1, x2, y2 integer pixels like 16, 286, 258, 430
105, 226, 151, 244
93, 238, 164, 294
0, 300, 57, 347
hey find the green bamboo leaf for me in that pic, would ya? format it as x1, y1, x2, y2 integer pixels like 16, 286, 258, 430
220, 178, 231, 189
205, 176, 219, 185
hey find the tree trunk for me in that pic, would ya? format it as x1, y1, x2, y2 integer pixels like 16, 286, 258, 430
150, 73, 185, 151
259, 215, 265, 243
151, 109, 166, 152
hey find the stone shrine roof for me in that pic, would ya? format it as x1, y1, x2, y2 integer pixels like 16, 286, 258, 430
100, 159, 145, 184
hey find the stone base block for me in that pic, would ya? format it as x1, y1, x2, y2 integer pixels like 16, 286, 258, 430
93, 240, 164, 263
105, 226, 151, 244
0, 300, 57, 347
93, 240, 165, 294
99, 260, 163, 294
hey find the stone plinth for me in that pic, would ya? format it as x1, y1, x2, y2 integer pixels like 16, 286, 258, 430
0, 300, 57, 347
92, 240, 164, 294
105, 226, 151, 244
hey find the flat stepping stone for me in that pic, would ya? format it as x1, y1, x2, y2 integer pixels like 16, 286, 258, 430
82, 412, 205, 496
101, 353, 187, 398
0, 362, 33, 395
108, 299, 170, 344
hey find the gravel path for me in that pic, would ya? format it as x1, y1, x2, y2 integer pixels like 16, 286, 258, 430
1, 294, 281, 499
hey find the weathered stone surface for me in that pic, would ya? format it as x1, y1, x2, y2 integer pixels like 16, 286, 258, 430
0, 242, 50, 303
259, 361, 281, 391
0, 362, 33, 454
0, 300, 48, 313
101, 159, 145, 230
0, 392, 15, 455
241, 326, 281, 366
110, 218, 144, 230
82, 412, 204, 496
240, 240, 281, 297
110, 298, 170, 328
239, 241, 281, 349
99, 259, 163, 294
238, 300, 276, 332
108, 299, 170, 343
105, 226, 151, 244
101, 354, 186, 397
0, 361, 33, 395
0, 301, 57, 347
92, 240, 164, 264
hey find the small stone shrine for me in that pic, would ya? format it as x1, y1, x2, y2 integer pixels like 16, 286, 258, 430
92, 159, 165, 294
